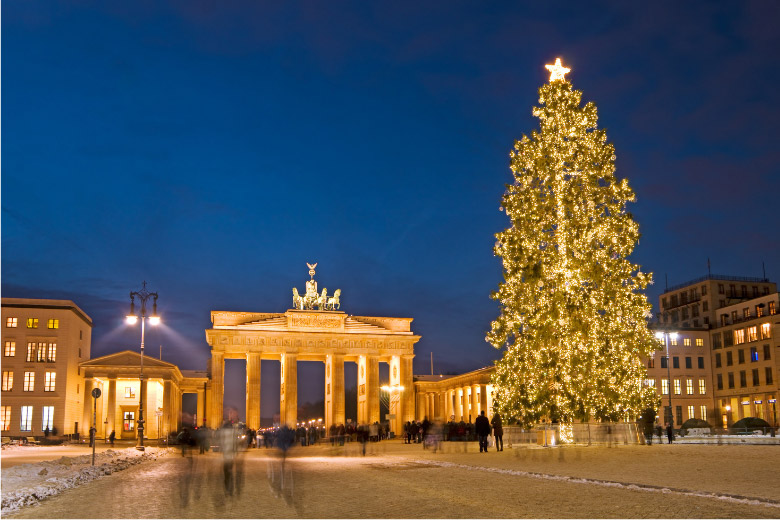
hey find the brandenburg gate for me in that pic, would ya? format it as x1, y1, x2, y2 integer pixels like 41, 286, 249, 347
204, 264, 420, 434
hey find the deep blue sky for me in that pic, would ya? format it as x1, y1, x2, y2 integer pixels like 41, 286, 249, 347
3, 1, 779, 419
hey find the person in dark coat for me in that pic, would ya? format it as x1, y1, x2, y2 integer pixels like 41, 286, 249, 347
474, 411, 491, 453
108, 430, 116, 447
490, 412, 504, 452
666, 423, 674, 444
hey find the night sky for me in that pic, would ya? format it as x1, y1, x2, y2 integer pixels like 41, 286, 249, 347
3, 1, 779, 420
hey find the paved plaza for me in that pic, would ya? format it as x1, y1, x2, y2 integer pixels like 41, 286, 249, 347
3, 441, 779, 518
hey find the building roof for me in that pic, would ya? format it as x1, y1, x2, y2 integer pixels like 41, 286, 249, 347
1, 297, 93, 326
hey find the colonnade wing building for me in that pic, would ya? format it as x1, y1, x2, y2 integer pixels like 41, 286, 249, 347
205, 308, 419, 434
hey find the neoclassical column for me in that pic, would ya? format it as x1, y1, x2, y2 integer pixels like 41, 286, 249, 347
325, 354, 345, 430
82, 378, 95, 437
486, 384, 494, 417
246, 352, 262, 430
208, 352, 224, 428
357, 355, 368, 424
400, 355, 415, 425
106, 377, 117, 435
163, 380, 173, 437
389, 356, 402, 434
480, 384, 488, 416
416, 391, 426, 421
455, 388, 463, 422
196, 387, 206, 427
472, 383, 480, 420
280, 353, 298, 427
366, 355, 380, 424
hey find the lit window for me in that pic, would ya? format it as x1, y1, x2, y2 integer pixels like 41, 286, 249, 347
36, 343, 46, 362
47, 343, 56, 362
1, 405, 10, 431
125, 386, 136, 398
123, 411, 135, 431
686, 378, 693, 394
6, 317, 18, 328
2, 371, 13, 391
761, 323, 771, 339
699, 379, 706, 394
42, 406, 54, 431
743, 307, 750, 319
23, 372, 35, 391
661, 379, 669, 395
700, 406, 707, 421
770, 301, 776, 315
687, 405, 695, 420
670, 337, 678, 346
695, 338, 703, 347
44, 372, 56, 392
750, 347, 758, 362
47, 319, 59, 329
26, 343, 36, 362
734, 329, 745, 345
20, 406, 33, 431
683, 338, 691, 346
4, 341, 15, 357
645, 379, 656, 387
747, 326, 757, 342
673, 379, 681, 395
756, 305, 764, 318
26, 318, 39, 328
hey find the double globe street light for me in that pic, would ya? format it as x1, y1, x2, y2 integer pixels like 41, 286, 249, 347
126, 282, 160, 451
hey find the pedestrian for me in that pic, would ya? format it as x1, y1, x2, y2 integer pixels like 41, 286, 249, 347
491, 412, 503, 452
666, 423, 674, 444
475, 410, 491, 453
108, 430, 115, 447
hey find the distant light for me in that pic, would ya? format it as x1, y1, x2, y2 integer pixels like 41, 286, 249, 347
669, 332, 678, 340
126, 315, 138, 325
655, 332, 664, 340
149, 316, 161, 326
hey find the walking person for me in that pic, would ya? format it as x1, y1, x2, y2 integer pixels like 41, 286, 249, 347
491, 412, 503, 452
108, 430, 115, 447
475, 410, 491, 453
666, 423, 674, 444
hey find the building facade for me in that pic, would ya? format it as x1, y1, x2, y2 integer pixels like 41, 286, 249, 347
1, 298, 92, 437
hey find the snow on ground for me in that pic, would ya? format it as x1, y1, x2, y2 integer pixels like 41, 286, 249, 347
1, 446, 171, 515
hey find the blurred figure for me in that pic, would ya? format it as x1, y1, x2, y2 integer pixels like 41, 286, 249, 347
108, 430, 115, 447
491, 412, 504, 452
219, 422, 238, 495
475, 411, 491, 453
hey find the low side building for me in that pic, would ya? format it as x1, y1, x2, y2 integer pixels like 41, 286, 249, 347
414, 367, 494, 423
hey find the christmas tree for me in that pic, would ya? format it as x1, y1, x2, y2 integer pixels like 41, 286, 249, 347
487, 59, 659, 429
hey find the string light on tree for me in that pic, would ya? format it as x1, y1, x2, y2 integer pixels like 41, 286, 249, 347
487, 58, 659, 432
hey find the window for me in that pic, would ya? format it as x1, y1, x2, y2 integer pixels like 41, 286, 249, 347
734, 329, 745, 345
770, 301, 776, 315
750, 347, 759, 362
756, 305, 764, 318
4, 341, 15, 357
729, 284, 736, 297
739, 371, 747, 388
123, 411, 135, 431
24, 372, 35, 391
717, 374, 723, 390
695, 338, 703, 347
715, 353, 722, 368
42, 406, 54, 431
673, 357, 680, 369
674, 379, 681, 395
743, 307, 750, 319
662, 297, 668, 309
704, 317, 709, 325
647, 358, 655, 368
741, 285, 747, 297
764, 344, 771, 360
681, 292, 688, 305
702, 284, 707, 296
752, 369, 759, 386
645, 379, 656, 387
44, 371, 56, 392
47, 319, 59, 329
761, 323, 771, 339
721, 315, 728, 327
672, 311, 679, 322
36, 343, 46, 362
692, 305, 700, 318
738, 349, 745, 364
700, 406, 707, 421
20, 406, 33, 431
46, 343, 56, 362
676, 406, 683, 425
766, 367, 774, 385
26, 342, 36, 362
747, 326, 758, 342
686, 378, 693, 394
723, 333, 733, 348
683, 338, 691, 346
2, 371, 13, 391
6, 317, 19, 327
661, 379, 669, 395
661, 357, 668, 369
731, 310, 738, 322
1, 406, 10, 431
670, 337, 678, 346
699, 378, 706, 394
718, 284, 724, 294
752, 286, 759, 297
719, 299, 725, 308
726, 351, 733, 366
703, 301, 709, 311
685, 357, 692, 369
728, 373, 734, 389
687, 405, 695, 420
125, 386, 136, 398
26, 318, 39, 328
698, 356, 704, 369
712, 333, 722, 349
682, 307, 689, 320
671, 295, 679, 307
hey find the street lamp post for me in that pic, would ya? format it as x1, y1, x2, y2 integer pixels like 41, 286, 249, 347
769, 399, 777, 437
655, 330, 677, 440
126, 282, 160, 451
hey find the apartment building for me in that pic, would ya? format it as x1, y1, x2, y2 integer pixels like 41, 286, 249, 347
1, 298, 92, 436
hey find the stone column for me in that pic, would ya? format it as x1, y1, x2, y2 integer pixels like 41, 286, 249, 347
486, 384, 494, 417
196, 387, 206, 427
400, 355, 415, 426
208, 352, 224, 428
472, 384, 480, 420
82, 378, 95, 437
357, 355, 368, 424
480, 384, 489, 417
325, 354, 345, 430
106, 377, 117, 435
246, 353, 262, 430
163, 380, 173, 438
456, 388, 463, 422
366, 355, 380, 424
280, 353, 298, 427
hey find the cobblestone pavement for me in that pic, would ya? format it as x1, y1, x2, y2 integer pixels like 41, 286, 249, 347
7, 442, 780, 518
